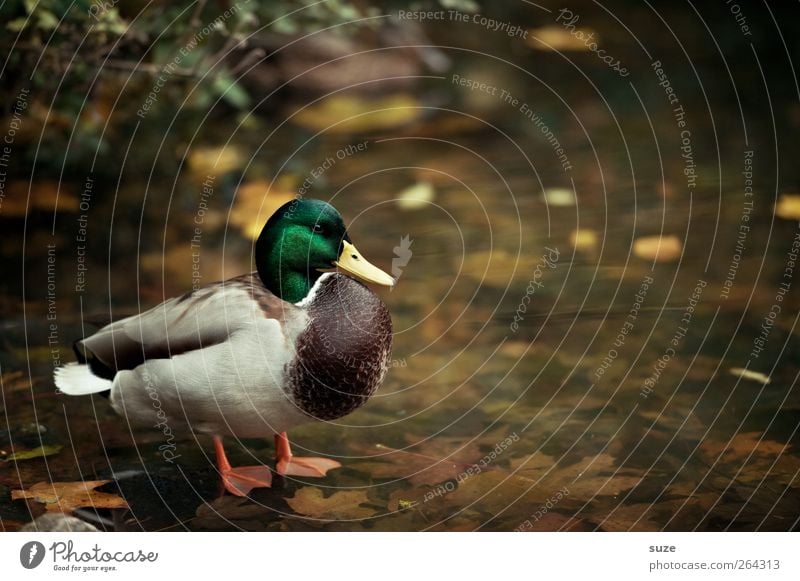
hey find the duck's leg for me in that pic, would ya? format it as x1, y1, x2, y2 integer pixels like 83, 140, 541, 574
274, 432, 341, 477
214, 436, 272, 496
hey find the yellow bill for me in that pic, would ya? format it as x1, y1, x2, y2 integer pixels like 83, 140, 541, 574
333, 240, 395, 287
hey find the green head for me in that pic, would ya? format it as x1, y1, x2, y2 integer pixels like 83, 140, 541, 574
255, 198, 394, 303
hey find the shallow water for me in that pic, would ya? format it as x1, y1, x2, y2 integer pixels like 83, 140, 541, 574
1, 1, 799, 531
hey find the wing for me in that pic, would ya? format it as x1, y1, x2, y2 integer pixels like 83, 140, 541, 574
76, 273, 299, 377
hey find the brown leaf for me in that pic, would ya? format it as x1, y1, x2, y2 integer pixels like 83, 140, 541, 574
0, 370, 35, 394
193, 496, 272, 531
12, 480, 128, 514
701, 432, 786, 462
286, 487, 377, 520
1, 180, 78, 216
354, 429, 518, 487
509, 452, 642, 500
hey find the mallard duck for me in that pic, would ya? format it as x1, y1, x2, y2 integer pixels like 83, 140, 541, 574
54, 199, 394, 496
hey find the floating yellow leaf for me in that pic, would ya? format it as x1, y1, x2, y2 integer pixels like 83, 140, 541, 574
542, 187, 576, 206
633, 235, 682, 262
231, 178, 297, 240
775, 194, 800, 220
186, 145, 246, 178
12, 480, 129, 514
291, 95, 422, 134
570, 228, 598, 252
526, 26, 598, 51
286, 487, 377, 520
4, 444, 63, 462
397, 181, 435, 210
729, 367, 770, 385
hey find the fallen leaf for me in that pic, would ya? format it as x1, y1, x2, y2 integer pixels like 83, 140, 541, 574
355, 429, 521, 488
1, 180, 78, 216
729, 367, 771, 385
633, 235, 682, 262
291, 95, 422, 134
460, 250, 523, 286
509, 452, 642, 501
775, 194, 800, 220
396, 181, 435, 210
231, 178, 296, 240
12, 480, 129, 514
588, 501, 663, 531
701, 432, 786, 462
4, 444, 63, 462
0, 371, 35, 393
193, 496, 273, 531
286, 487, 377, 520
186, 145, 246, 178
526, 26, 598, 51
570, 228, 598, 252
542, 187, 576, 206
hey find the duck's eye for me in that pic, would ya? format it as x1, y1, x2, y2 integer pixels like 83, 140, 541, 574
313, 224, 324, 234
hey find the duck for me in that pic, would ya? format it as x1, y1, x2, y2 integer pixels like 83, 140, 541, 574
54, 198, 395, 496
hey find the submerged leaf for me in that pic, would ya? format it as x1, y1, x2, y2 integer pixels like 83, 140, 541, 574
5, 444, 63, 462
286, 487, 377, 520
12, 480, 129, 513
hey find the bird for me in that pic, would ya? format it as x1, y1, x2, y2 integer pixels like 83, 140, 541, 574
54, 198, 395, 496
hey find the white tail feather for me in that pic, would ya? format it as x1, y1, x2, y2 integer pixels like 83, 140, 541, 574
54, 362, 112, 395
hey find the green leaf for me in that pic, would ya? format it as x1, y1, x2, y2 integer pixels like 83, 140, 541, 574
4, 444, 63, 462
212, 73, 250, 109
6, 18, 30, 32
36, 10, 60, 31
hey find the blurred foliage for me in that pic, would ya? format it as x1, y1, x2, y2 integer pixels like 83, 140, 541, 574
0, 0, 468, 169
